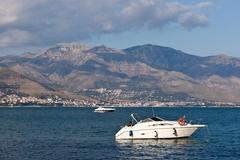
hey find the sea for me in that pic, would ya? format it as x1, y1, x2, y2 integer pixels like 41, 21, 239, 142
0, 106, 239, 160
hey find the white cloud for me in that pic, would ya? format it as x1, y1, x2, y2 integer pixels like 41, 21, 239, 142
179, 13, 209, 30
0, 29, 32, 47
0, 0, 212, 48
0, 0, 22, 26
195, 1, 212, 9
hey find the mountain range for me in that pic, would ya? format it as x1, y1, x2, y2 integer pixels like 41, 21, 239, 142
1, 43, 240, 103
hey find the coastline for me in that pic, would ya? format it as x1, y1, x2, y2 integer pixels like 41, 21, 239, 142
1, 94, 239, 108
1, 104, 240, 108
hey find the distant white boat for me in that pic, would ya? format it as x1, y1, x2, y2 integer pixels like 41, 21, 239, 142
115, 114, 206, 140
94, 107, 116, 113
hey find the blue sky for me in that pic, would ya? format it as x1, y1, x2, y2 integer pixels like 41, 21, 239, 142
0, 0, 239, 57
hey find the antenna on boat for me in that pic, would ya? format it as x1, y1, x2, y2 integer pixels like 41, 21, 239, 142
131, 113, 138, 123
151, 107, 155, 117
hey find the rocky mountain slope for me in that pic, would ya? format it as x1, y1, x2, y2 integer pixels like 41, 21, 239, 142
0, 67, 54, 97
1, 43, 240, 102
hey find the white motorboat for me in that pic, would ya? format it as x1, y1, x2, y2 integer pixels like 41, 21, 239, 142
115, 114, 206, 140
94, 107, 116, 113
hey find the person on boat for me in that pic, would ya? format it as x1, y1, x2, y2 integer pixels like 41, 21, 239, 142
127, 121, 133, 127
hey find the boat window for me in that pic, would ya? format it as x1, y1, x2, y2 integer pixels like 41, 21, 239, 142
150, 117, 164, 121
141, 118, 153, 122
141, 117, 164, 122
152, 123, 173, 126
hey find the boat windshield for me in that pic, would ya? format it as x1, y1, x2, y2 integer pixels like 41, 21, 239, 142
141, 117, 164, 122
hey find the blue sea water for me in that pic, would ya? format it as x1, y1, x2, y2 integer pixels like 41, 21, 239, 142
0, 106, 239, 160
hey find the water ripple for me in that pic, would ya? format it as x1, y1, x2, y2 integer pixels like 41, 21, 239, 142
0, 107, 239, 160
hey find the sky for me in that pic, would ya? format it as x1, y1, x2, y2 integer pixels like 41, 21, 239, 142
0, 0, 239, 57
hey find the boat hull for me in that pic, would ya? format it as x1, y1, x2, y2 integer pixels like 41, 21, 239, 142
94, 110, 115, 113
115, 125, 205, 140
94, 107, 115, 113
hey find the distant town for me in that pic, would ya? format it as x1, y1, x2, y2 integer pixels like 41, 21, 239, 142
0, 90, 238, 107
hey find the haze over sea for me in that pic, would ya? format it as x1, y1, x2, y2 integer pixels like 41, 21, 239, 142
0, 106, 239, 160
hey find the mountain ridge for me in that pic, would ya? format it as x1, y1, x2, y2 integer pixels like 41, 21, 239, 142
1, 43, 240, 103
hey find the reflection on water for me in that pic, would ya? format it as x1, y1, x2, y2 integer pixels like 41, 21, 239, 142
116, 138, 201, 147
116, 139, 207, 159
